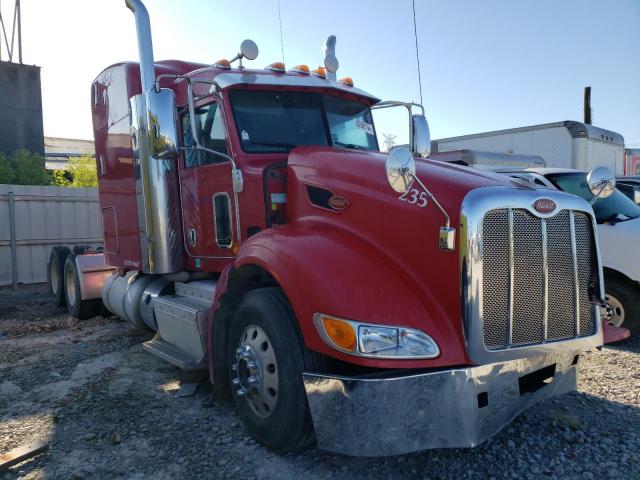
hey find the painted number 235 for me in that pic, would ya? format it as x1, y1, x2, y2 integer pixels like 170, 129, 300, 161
398, 188, 428, 208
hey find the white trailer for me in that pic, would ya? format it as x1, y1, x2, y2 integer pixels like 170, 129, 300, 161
433, 121, 625, 176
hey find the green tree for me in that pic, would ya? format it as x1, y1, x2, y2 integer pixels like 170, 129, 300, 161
0, 153, 15, 184
66, 156, 98, 187
11, 149, 50, 186
51, 169, 72, 187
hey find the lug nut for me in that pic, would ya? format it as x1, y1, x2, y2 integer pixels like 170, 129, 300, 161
246, 361, 257, 369
248, 376, 259, 385
232, 378, 240, 386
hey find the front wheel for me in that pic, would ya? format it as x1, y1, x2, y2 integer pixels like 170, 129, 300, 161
603, 276, 640, 335
227, 287, 320, 452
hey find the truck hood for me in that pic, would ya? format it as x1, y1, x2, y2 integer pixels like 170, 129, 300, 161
285, 146, 533, 366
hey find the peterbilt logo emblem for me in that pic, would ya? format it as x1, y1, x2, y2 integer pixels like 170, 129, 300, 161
533, 198, 556, 214
328, 195, 350, 211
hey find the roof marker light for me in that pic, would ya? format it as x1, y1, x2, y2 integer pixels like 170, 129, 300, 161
266, 62, 286, 73
213, 58, 231, 69
311, 66, 326, 78
339, 77, 354, 87
289, 64, 310, 75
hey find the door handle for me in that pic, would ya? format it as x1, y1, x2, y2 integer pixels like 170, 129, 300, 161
188, 228, 197, 247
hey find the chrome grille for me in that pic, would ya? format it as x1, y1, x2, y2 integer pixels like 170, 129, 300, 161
481, 208, 597, 350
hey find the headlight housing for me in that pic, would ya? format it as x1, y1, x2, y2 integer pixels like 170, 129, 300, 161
313, 313, 440, 359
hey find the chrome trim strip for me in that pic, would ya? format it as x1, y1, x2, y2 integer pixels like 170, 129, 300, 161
569, 210, 580, 337
507, 208, 514, 347
541, 218, 548, 341
460, 186, 603, 365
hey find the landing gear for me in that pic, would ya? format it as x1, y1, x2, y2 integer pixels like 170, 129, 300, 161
227, 287, 319, 452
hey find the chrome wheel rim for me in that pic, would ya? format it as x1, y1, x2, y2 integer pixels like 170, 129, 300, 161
232, 325, 279, 418
65, 264, 76, 307
603, 293, 625, 328
50, 261, 59, 294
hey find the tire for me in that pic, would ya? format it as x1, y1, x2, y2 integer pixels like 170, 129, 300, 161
603, 276, 640, 335
227, 287, 323, 453
48, 246, 70, 307
63, 254, 102, 320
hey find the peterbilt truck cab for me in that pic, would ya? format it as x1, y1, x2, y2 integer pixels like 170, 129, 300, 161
47, 0, 606, 456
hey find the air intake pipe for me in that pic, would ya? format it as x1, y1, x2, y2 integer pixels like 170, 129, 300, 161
125, 0, 184, 274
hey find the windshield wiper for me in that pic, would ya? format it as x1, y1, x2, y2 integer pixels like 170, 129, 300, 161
249, 140, 297, 150
333, 141, 367, 151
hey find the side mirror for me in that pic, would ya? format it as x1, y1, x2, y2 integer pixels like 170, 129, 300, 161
147, 88, 179, 159
412, 114, 431, 158
587, 166, 616, 202
385, 147, 416, 193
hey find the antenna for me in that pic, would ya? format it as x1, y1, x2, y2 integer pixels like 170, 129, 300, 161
0, 0, 23, 63
412, 0, 423, 105
276, 0, 285, 63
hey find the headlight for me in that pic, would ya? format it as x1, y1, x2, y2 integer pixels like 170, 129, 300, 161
313, 313, 440, 359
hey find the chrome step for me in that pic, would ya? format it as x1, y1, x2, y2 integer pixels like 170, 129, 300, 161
143, 333, 204, 370
150, 294, 211, 369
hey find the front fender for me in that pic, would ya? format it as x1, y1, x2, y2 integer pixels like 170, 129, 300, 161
220, 220, 469, 370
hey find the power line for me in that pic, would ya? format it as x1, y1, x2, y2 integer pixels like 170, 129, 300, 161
412, 0, 423, 105
276, 0, 285, 64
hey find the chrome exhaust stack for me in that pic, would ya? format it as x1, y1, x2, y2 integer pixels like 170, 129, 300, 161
125, 0, 184, 274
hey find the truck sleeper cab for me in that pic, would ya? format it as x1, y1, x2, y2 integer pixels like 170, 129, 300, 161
47, 0, 604, 457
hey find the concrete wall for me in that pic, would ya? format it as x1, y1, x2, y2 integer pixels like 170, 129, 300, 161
0, 61, 44, 155
0, 185, 102, 286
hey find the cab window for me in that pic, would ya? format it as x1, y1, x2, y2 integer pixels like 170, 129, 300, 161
182, 102, 228, 167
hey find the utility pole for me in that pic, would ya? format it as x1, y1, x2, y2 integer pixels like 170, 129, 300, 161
0, 0, 23, 64
584, 86, 592, 125
382, 134, 397, 153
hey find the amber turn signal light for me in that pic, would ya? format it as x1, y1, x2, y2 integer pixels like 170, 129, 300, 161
318, 315, 356, 352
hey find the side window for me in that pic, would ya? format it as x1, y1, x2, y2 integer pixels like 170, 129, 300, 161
182, 102, 228, 167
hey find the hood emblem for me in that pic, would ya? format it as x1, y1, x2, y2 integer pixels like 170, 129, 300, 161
533, 198, 556, 214
328, 195, 350, 211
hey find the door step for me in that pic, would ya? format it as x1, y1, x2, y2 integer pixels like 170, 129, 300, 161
143, 334, 204, 370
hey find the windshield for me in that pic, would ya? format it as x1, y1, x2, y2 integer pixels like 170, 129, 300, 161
547, 172, 640, 223
229, 90, 378, 153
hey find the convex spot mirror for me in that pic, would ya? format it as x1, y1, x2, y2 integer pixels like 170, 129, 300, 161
412, 114, 430, 158
587, 166, 616, 200
240, 39, 259, 60
385, 147, 416, 193
147, 88, 179, 160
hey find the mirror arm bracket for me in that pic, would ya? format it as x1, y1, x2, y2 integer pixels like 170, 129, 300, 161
409, 172, 455, 251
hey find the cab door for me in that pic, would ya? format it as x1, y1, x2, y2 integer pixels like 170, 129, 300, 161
179, 99, 238, 265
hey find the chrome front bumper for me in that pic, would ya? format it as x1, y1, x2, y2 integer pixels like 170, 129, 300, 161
303, 351, 579, 457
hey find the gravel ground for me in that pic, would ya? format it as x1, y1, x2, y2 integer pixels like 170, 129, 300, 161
1, 284, 639, 479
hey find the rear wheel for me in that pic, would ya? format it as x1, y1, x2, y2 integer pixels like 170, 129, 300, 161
227, 287, 320, 452
64, 254, 102, 320
603, 276, 640, 335
48, 246, 70, 307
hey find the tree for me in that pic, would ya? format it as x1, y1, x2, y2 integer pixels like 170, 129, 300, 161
0, 149, 50, 186
66, 156, 98, 187
51, 169, 72, 187
0, 153, 14, 184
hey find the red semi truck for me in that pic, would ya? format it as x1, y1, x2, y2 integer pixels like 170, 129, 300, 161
46, 0, 607, 456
